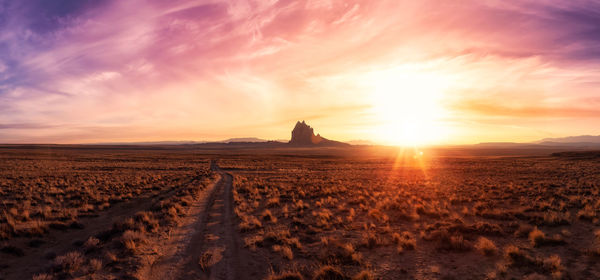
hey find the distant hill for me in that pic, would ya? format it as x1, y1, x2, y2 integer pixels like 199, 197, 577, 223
537, 135, 600, 144
90, 141, 202, 145
466, 136, 600, 154
219, 137, 269, 143
92, 137, 273, 146
347, 140, 376, 146
475, 142, 527, 147
88, 121, 352, 148
90, 133, 600, 150
473, 135, 600, 148
537, 141, 600, 147
289, 121, 350, 147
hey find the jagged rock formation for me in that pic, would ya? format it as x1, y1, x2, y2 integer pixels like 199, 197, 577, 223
288, 121, 349, 147
289, 121, 322, 145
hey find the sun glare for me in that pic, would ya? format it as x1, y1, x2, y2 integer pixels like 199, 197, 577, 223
368, 67, 451, 146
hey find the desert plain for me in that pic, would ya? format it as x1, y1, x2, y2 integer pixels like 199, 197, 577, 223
0, 145, 598, 280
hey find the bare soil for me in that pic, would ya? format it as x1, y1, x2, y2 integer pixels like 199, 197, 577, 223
140, 165, 266, 280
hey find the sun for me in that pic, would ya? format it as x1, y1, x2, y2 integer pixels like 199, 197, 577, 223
367, 67, 451, 146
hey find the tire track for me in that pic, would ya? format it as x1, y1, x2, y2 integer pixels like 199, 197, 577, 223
177, 162, 240, 280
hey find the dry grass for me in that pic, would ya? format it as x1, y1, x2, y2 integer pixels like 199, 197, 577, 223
352, 270, 374, 280
266, 271, 304, 280
360, 231, 383, 249
83, 236, 100, 253
120, 230, 145, 252
53, 251, 84, 274
319, 238, 362, 265
4, 147, 600, 279
313, 265, 346, 280
577, 205, 597, 221
474, 237, 497, 256
32, 273, 53, 280
529, 227, 566, 247
273, 244, 294, 260
515, 223, 534, 238
543, 255, 564, 278
88, 258, 103, 273
504, 245, 537, 268
504, 245, 566, 277
0, 148, 216, 279
239, 214, 263, 231
422, 229, 471, 251
392, 231, 416, 251
226, 153, 600, 279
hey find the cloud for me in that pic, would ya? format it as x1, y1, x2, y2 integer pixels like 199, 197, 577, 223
332, 4, 360, 25
0, 123, 59, 129
453, 99, 600, 119
1, 0, 600, 143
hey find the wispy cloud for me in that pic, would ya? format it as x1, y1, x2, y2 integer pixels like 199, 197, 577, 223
453, 100, 600, 119
0, 0, 599, 143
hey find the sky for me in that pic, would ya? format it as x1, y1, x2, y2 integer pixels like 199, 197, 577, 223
0, 0, 599, 145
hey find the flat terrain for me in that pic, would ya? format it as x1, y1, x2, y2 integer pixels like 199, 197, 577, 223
0, 146, 599, 279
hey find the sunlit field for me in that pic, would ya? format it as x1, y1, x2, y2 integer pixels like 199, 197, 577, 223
225, 152, 600, 279
3, 1, 600, 280
0, 147, 215, 279
1, 146, 599, 279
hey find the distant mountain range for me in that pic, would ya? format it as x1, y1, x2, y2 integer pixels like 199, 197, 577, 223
346, 139, 377, 146
218, 137, 270, 143
92, 138, 276, 146
474, 135, 600, 149
536, 135, 600, 145
92, 126, 600, 150
94, 121, 349, 147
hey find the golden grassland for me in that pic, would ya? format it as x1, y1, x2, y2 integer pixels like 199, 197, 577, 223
0, 147, 599, 279
0, 148, 214, 279
224, 154, 600, 279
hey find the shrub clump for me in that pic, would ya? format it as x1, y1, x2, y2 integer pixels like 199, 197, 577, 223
474, 237, 497, 256
314, 265, 346, 280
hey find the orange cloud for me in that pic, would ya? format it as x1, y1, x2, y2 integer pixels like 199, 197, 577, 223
453, 100, 600, 119
1, 0, 600, 144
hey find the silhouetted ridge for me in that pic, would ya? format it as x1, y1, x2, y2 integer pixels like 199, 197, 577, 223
288, 121, 349, 147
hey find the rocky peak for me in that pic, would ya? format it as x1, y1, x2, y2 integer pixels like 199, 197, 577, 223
289, 121, 324, 145
288, 121, 350, 147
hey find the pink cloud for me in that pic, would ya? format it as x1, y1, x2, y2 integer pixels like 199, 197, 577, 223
0, 0, 599, 143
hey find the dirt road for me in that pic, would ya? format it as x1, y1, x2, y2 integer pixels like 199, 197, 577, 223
177, 171, 239, 279
3, 160, 263, 279
147, 160, 264, 280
